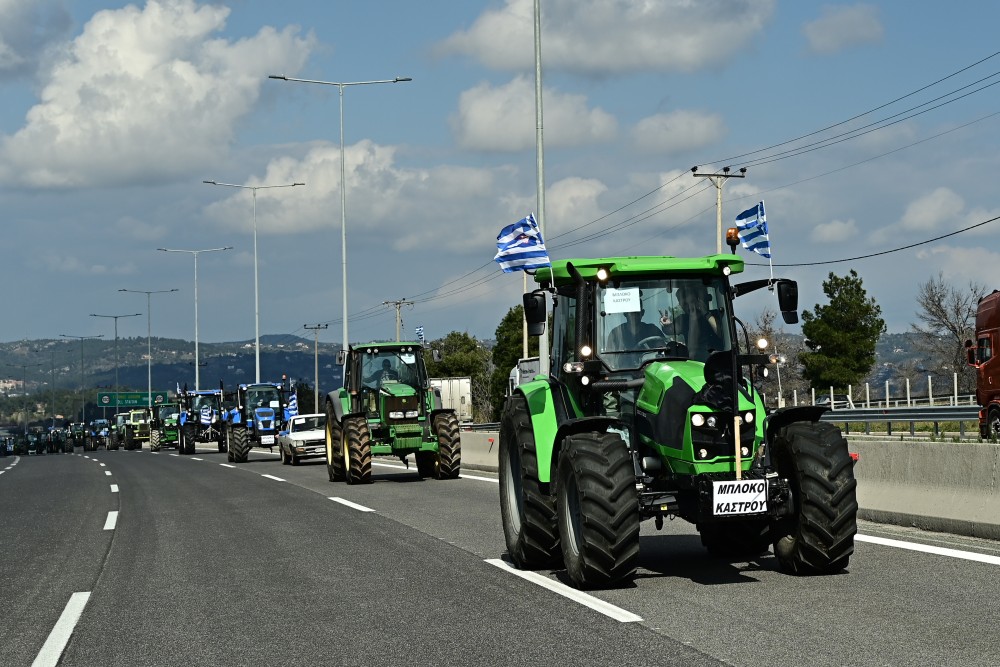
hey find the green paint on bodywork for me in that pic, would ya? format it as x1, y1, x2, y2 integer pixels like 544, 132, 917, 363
518, 378, 561, 483
533, 255, 745, 286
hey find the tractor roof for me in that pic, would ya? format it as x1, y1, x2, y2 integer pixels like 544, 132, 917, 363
533, 255, 745, 286
352, 341, 423, 351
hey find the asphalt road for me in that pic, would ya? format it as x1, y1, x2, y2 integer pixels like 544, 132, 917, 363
2, 444, 999, 666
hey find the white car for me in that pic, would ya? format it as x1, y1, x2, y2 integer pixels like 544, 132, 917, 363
277, 414, 327, 466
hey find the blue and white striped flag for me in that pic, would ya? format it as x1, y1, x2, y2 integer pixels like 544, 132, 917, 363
200, 405, 212, 425
734, 201, 771, 258
286, 390, 299, 418
415, 325, 424, 343
494, 213, 551, 273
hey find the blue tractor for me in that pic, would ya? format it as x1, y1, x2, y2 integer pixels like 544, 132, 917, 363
177, 387, 227, 455
223, 380, 292, 463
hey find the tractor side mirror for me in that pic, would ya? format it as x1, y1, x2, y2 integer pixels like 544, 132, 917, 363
523, 290, 547, 337
776, 280, 799, 325
432, 349, 442, 362
965, 339, 977, 367
336, 350, 347, 365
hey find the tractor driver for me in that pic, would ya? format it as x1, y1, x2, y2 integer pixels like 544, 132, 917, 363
607, 305, 665, 353
365, 359, 399, 387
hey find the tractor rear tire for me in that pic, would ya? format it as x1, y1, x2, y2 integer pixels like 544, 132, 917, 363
150, 430, 161, 453
229, 425, 250, 463
770, 421, 858, 575
325, 405, 344, 482
699, 519, 771, 560
498, 395, 561, 570
342, 417, 372, 485
432, 412, 461, 479
556, 431, 640, 589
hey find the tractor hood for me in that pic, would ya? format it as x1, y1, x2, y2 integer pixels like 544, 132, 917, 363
253, 407, 276, 431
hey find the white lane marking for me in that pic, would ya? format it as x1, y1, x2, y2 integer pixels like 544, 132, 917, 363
0, 470, 4, 475
104, 471, 112, 476
32, 591, 92, 667
219, 463, 235, 469
99, 463, 106, 467
856, 534, 1000, 566
103, 511, 118, 530
485, 559, 643, 623
191, 457, 203, 461
329, 497, 376, 513
169, 454, 179, 457
110, 485, 119, 493
371, 460, 498, 484
261, 474, 285, 482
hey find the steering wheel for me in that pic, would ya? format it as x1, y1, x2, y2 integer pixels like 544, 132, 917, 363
636, 334, 667, 349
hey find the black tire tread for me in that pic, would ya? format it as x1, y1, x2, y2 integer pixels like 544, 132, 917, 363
343, 417, 372, 484
432, 412, 461, 479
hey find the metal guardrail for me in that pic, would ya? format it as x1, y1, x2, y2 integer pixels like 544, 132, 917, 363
818, 405, 981, 438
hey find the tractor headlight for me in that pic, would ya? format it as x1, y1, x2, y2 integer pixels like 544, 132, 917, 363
706, 415, 717, 428
743, 411, 754, 424
389, 411, 404, 419
691, 413, 705, 427
563, 362, 584, 374
404, 410, 419, 418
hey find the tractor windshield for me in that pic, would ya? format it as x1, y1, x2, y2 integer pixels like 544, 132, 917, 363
597, 276, 731, 370
193, 394, 220, 412
246, 386, 281, 409
362, 350, 423, 389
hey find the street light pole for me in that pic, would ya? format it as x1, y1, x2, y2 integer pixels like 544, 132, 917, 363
304, 323, 329, 413
119, 289, 178, 411
158, 247, 232, 389
60, 334, 104, 423
90, 312, 142, 414
269, 73, 412, 352
203, 181, 304, 382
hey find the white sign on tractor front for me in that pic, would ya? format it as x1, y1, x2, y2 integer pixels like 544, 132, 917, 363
712, 479, 768, 516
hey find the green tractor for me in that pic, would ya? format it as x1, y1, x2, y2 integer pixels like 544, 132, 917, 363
499, 247, 858, 589
324, 342, 461, 484
150, 402, 181, 452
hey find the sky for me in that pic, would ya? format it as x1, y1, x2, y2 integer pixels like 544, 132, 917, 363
3, 0, 1000, 352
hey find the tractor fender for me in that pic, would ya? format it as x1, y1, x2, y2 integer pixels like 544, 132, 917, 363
764, 405, 828, 443
552, 416, 627, 475
326, 390, 352, 424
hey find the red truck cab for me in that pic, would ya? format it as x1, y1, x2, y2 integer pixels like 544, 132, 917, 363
966, 290, 1000, 438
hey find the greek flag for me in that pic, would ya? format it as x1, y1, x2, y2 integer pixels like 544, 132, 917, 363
415, 325, 424, 343
286, 390, 299, 419
735, 201, 771, 258
200, 406, 212, 425
494, 213, 551, 273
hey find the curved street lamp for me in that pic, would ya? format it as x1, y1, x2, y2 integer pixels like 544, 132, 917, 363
268, 73, 411, 352
119, 289, 178, 411
90, 312, 142, 415
60, 333, 104, 423
203, 181, 304, 381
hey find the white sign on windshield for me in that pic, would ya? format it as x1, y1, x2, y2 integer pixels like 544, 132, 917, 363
603, 287, 640, 314
400, 353, 416, 364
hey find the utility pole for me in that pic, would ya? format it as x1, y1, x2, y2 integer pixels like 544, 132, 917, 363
692, 166, 747, 253
303, 324, 328, 413
382, 299, 414, 342
60, 334, 103, 423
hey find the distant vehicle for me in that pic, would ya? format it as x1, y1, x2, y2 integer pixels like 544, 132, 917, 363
277, 413, 327, 466
429, 377, 473, 423
815, 394, 855, 410
507, 357, 540, 395
967, 290, 1000, 438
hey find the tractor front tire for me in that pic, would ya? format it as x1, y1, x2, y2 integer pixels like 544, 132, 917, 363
342, 417, 372, 485
432, 412, 461, 479
150, 430, 161, 453
556, 431, 640, 589
325, 405, 345, 482
182, 423, 197, 455
229, 425, 250, 463
498, 395, 561, 570
770, 421, 858, 575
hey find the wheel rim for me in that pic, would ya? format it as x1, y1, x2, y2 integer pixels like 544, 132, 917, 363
502, 442, 523, 535
559, 470, 583, 560
990, 413, 1000, 438
342, 427, 351, 478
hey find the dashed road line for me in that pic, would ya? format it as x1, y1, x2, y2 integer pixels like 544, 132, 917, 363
191, 457, 203, 461
103, 511, 118, 530
110, 484, 119, 493
261, 474, 285, 482
371, 460, 498, 484
104, 471, 112, 476
856, 534, 1000, 566
219, 463, 235, 469
99, 463, 106, 467
32, 591, 91, 667
329, 497, 376, 513
485, 558, 643, 623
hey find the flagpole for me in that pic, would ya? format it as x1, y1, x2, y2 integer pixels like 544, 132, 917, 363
533, 0, 549, 378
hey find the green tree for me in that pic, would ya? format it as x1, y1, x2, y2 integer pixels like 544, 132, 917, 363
489, 305, 539, 420
799, 270, 886, 391
424, 331, 492, 422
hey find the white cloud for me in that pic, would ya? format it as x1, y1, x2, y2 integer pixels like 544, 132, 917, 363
811, 218, 859, 243
803, 4, 883, 55
0, 0, 71, 80
899, 187, 965, 232
0, 0, 314, 188
631, 110, 726, 154
436, 0, 775, 75
451, 75, 617, 151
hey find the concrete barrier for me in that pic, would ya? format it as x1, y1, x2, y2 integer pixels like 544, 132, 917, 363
460, 431, 1000, 540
